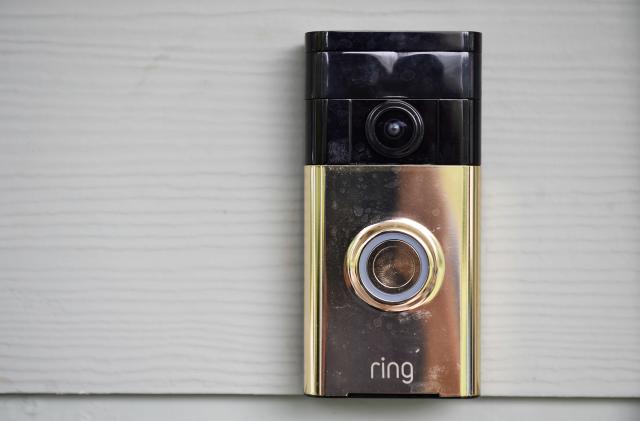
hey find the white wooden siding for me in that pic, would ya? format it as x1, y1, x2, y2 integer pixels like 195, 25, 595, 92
0, 0, 638, 396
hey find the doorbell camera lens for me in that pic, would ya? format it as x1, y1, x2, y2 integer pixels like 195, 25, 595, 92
365, 101, 424, 158
384, 120, 404, 138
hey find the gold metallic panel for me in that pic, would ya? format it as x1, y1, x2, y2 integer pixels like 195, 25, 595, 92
304, 165, 479, 397
304, 165, 325, 396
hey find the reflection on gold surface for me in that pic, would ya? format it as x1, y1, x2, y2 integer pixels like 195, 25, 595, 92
396, 166, 479, 396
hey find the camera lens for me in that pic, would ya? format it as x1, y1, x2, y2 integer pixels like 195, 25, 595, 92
384, 119, 405, 138
365, 101, 424, 158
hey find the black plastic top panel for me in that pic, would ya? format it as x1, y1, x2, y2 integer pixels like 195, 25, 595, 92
306, 31, 481, 52
307, 51, 475, 99
305, 31, 481, 100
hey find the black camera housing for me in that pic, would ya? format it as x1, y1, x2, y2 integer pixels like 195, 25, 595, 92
305, 31, 481, 165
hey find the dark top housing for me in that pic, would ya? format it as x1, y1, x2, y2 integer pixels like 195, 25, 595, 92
305, 31, 481, 165
306, 31, 480, 52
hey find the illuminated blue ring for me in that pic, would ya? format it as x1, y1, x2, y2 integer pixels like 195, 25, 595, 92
357, 231, 430, 304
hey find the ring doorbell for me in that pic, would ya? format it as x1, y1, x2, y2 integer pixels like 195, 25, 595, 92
304, 31, 481, 397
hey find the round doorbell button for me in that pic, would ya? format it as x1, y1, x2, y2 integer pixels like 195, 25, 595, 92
345, 218, 445, 312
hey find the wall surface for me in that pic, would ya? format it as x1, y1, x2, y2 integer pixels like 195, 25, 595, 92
0, 396, 639, 421
0, 0, 639, 400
